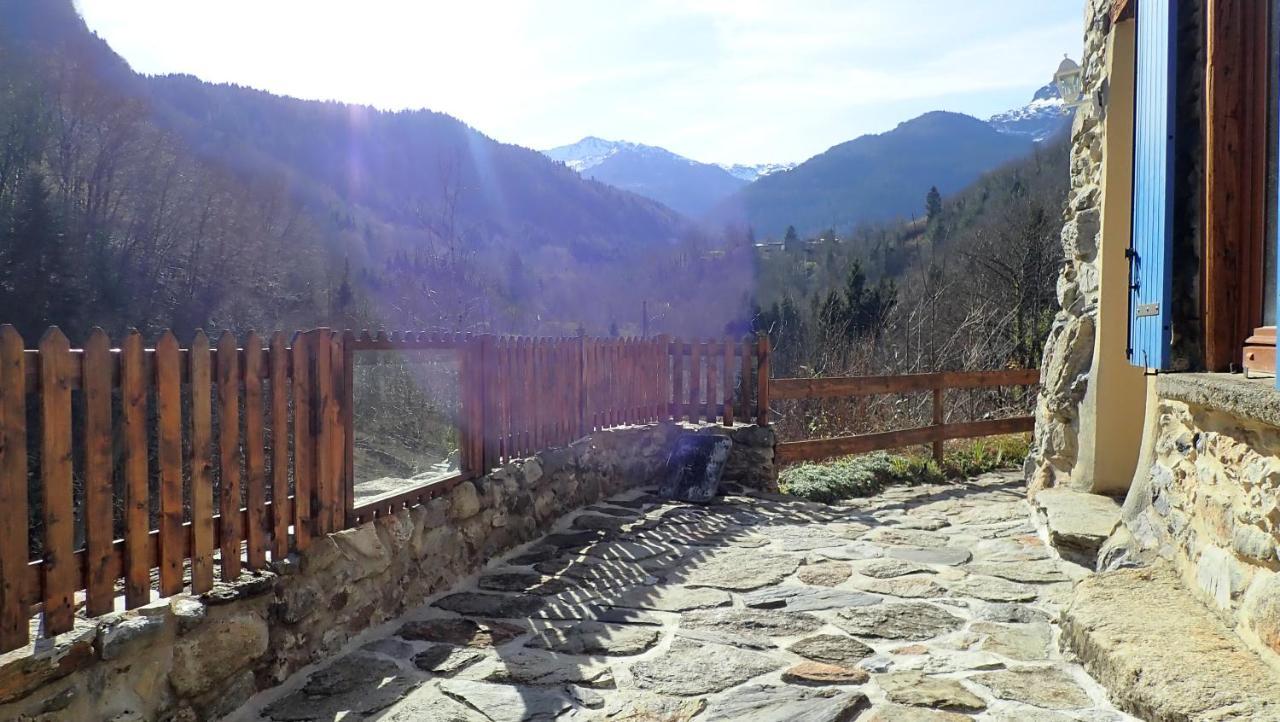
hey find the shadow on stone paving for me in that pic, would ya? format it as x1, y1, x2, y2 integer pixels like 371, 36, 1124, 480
259, 475, 1032, 722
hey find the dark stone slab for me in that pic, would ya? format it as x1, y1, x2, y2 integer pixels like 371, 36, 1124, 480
659, 434, 733, 503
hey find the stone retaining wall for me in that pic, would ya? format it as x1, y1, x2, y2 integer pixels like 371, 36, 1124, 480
1100, 375, 1280, 670
0, 422, 775, 722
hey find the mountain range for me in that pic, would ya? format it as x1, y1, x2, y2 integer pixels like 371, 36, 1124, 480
543, 84, 1070, 233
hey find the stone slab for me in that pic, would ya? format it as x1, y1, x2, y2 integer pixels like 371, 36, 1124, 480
1061, 563, 1280, 721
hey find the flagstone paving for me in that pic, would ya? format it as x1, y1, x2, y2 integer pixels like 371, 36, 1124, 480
238, 471, 1139, 722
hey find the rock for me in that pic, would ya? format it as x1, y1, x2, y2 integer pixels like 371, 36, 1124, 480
865, 704, 976, 721
413, 644, 485, 675
855, 576, 947, 599
1233, 525, 1278, 563
508, 545, 559, 565
97, 610, 169, 661
897, 516, 951, 531
524, 621, 660, 656
886, 547, 971, 566
877, 671, 987, 712
673, 628, 777, 651
605, 692, 707, 721
477, 571, 571, 595
787, 634, 876, 665
480, 649, 614, 687
854, 559, 937, 579
362, 637, 417, 659
659, 434, 733, 503
398, 618, 521, 647
679, 608, 825, 644
682, 549, 801, 591
703, 684, 870, 722
975, 603, 1051, 624
600, 585, 732, 612
267, 654, 420, 721
945, 575, 1037, 603
864, 528, 950, 548
964, 561, 1070, 583
381, 688, 489, 722
170, 612, 269, 698
741, 585, 882, 611
971, 622, 1052, 661
629, 640, 784, 695
432, 592, 545, 618
782, 661, 869, 685
816, 542, 886, 561
439, 679, 574, 722
797, 561, 853, 586
449, 481, 482, 520
970, 536, 1052, 563
970, 668, 1090, 710
1033, 489, 1120, 564
0, 620, 96, 705
832, 603, 964, 641
1061, 563, 1280, 719
543, 530, 608, 548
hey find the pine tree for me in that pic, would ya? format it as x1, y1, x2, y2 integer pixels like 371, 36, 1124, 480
926, 186, 943, 221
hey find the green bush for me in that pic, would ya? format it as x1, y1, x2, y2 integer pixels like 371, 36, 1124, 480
778, 434, 1029, 503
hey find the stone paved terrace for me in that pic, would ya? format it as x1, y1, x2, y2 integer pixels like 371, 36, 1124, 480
233, 472, 1139, 722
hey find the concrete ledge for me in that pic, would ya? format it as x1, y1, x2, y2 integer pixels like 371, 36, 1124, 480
1062, 563, 1280, 722
1158, 372, 1280, 428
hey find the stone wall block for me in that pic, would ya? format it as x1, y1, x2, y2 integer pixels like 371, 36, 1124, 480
331, 524, 393, 582
169, 610, 269, 699
448, 480, 482, 520
0, 620, 96, 705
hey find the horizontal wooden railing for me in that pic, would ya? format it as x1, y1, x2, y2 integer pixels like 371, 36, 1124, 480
771, 368, 1039, 465
0, 326, 770, 652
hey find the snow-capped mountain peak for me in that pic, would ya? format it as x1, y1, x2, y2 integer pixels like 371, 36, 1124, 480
717, 162, 796, 182
987, 83, 1071, 142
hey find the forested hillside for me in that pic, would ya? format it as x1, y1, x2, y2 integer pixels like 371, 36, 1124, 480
748, 134, 1069, 378
717, 112, 1038, 240
0, 0, 742, 342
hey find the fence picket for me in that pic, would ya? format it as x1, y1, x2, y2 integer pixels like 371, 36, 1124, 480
120, 330, 149, 608
291, 332, 313, 549
82, 329, 114, 615
314, 329, 334, 535
156, 331, 184, 596
38, 329, 74, 634
722, 339, 735, 427
0, 326, 27, 649
218, 332, 243, 579
190, 331, 215, 592
269, 332, 290, 558
706, 339, 719, 424
244, 332, 267, 569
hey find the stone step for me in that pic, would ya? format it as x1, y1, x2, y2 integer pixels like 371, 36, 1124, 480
1062, 563, 1280, 722
1032, 488, 1121, 566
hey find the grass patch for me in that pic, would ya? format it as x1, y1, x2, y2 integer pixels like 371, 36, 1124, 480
778, 434, 1030, 503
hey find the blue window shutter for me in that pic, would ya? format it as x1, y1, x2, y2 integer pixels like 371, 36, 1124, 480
1128, 0, 1177, 370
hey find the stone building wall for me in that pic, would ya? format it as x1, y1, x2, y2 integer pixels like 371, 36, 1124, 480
1101, 375, 1280, 669
1027, 0, 1111, 491
1028, 0, 1207, 490
0, 422, 776, 722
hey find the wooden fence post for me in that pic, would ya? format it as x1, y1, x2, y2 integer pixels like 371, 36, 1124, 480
932, 386, 945, 466
756, 334, 771, 426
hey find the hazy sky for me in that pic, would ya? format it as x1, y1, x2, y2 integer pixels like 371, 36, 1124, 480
74, 1, 1083, 165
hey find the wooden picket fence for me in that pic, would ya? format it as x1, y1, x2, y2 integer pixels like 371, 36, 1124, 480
0, 327, 770, 653
0, 321, 1038, 655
